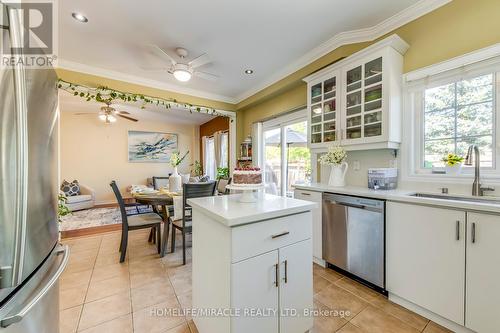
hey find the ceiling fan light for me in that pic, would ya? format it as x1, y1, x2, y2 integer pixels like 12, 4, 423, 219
173, 69, 192, 82
108, 115, 117, 123
98, 114, 107, 121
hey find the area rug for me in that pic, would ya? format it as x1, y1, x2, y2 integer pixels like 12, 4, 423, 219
59, 207, 122, 231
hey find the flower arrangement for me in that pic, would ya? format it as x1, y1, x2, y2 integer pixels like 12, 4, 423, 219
442, 153, 464, 166
58, 193, 71, 223
191, 160, 203, 176
319, 145, 347, 166
170, 150, 189, 168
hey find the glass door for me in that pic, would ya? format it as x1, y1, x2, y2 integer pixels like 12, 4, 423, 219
264, 128, 282, 196
309, 73, 338, 145
344, 57, 383, 141
263, 117, 311, 197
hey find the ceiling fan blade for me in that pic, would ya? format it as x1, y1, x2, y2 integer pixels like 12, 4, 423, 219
116, 110, 130, 115
194, 70, 219, 81
189, 53, 211, 69
117, 114, 139, 122
74, 113, 95, 115
149, 45, 177, 65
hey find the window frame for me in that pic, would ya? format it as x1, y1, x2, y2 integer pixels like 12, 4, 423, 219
403, 54, 500, 182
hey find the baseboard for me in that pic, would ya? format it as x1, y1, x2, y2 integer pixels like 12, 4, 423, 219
389, 293, 474, 333
313, 256, 326, 267
61, 223, 121, 239
94, 202, 118, 208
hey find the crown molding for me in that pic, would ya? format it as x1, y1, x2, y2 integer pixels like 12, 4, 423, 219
235, 0, 452, 104
56, 59, 239, 105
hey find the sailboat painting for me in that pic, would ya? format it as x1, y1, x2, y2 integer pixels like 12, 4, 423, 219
128, 131, 178, 162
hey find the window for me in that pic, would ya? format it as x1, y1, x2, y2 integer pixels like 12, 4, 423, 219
423, 74, 495, 168
220, 132, 228, 168
203, 137, 216, 180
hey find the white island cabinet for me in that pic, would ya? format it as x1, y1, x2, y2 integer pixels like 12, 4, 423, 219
187, 194, 316, 333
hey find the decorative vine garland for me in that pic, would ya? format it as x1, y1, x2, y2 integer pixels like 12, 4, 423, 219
57, 79, 233, 121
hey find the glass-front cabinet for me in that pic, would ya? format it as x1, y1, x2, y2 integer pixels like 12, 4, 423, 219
304, 34, 408, 150
308, 73, 339, 146
344, 56, 383, 142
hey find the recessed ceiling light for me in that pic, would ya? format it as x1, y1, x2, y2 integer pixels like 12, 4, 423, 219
244, 69, 254, 74
72, 12, 88, 23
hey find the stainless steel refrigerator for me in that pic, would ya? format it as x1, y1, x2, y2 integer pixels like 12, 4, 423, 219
0, 3, 69, 333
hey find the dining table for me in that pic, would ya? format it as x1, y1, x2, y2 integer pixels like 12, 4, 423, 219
133, 191, 182, 257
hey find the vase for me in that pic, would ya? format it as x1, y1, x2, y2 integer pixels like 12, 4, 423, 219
445, 163, 462, 176
328, 162, 348, 187
169, 166, 182, 192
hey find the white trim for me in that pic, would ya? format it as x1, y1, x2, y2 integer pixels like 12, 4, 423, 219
235, 0, 451, 103
56, 59, 238, 104
405, 43, 500, 82
262, 108, 308, 129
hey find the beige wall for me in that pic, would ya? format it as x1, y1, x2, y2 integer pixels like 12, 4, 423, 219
237, 0, 500, 145
60, 112, 198, 204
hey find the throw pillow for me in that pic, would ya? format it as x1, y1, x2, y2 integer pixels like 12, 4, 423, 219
199, 176, 210, 182
60, 180, 80, 196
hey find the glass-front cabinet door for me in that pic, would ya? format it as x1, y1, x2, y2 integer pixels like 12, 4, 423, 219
309, 72, 338, 146
343, 56, 383, 142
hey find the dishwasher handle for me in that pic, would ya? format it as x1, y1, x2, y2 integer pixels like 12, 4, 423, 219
335, 201, 365, 209
325, 199, 384, 213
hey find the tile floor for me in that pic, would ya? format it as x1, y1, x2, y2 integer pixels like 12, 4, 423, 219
60, 229, 453, 333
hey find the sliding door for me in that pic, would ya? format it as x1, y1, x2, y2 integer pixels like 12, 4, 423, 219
262, 111, 310, 197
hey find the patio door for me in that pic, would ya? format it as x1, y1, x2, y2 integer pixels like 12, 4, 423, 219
262, 111, 311, 197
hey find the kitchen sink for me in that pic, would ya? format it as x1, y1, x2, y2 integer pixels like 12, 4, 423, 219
409, 193, 500, 205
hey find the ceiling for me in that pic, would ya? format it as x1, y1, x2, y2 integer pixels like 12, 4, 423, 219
58, 0, 424, 103
58, 91, 216, 125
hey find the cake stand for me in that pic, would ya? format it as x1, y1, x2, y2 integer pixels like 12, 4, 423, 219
226, 184, 265, 203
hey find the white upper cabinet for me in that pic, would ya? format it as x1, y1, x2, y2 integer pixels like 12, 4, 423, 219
304, 35, 409, 151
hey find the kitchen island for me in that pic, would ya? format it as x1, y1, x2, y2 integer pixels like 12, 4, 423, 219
187, 193, 317, 333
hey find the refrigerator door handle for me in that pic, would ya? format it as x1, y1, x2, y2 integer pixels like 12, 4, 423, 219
0, 245, 69, 328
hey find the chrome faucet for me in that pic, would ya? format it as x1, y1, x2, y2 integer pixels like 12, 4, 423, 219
464, 145, 494, 196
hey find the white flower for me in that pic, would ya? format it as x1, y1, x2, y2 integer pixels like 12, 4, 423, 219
319, 145, 347, 166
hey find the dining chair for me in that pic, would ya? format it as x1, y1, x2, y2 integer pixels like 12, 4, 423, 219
216, 177, 232, 195
152, 176, 170, 190
110, 181, 164, 263
168, 181, 217, 265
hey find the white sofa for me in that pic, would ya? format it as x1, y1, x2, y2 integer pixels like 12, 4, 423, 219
62, 184, 95, 211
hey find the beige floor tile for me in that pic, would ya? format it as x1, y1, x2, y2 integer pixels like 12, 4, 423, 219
335, 277, 380, 303
423, 321, 454, 333
91, 262, 129, 282
336, 323, 366, 333
65, 256, 96, 274
370, 295, 429, 331
60, 284, 88, 310
77, 314, 132, 333
311, 300, 348, 332
78, 291, 131, 330
60, 305, 82, 333
133, 296, 185, 333
314, 284, 368, 318
313, 274, 332, 295
60, 270, 92, 290
94, 253, 126, 267
86, 275, 130, 302
166, 322, 191, 333
65, 237, 102, 251
69, 248, 99, 259
129, 258, 164, 274
177, 291, 193, 319
313, 264, 343, 283
170, 272, 192, 296
131, 280, 176, 312
350, 305, 420, 333
166, 262, 192, 279
130, 267, 170, 289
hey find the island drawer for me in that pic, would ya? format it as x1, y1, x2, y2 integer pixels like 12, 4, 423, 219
230, 211, 312, 262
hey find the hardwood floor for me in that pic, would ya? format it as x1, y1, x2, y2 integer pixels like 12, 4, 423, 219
60, 230, 452, 333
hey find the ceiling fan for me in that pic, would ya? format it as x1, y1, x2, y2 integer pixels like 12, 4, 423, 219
145, 45, 219, 82
75, 102, 138, 124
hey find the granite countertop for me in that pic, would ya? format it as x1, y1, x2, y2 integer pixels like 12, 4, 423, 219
187, 193, 317, 227
294, 183, 500, 214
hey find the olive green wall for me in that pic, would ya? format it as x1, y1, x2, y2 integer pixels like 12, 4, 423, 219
237, 0, 500, 147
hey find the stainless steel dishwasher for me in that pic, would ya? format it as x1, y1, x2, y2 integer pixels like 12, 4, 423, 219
322, 193, 385, 291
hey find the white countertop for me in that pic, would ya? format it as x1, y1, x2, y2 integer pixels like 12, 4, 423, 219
187, 193, 317, 227
294, 183, 500, 214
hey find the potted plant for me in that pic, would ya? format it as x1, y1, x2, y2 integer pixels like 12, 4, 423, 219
191, 160, 203, 177
319, 145, 348, 187
58, 193, 71, 241
169, 150, 189, 192
216, 167, 229, 180
442, 153, 464, 176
